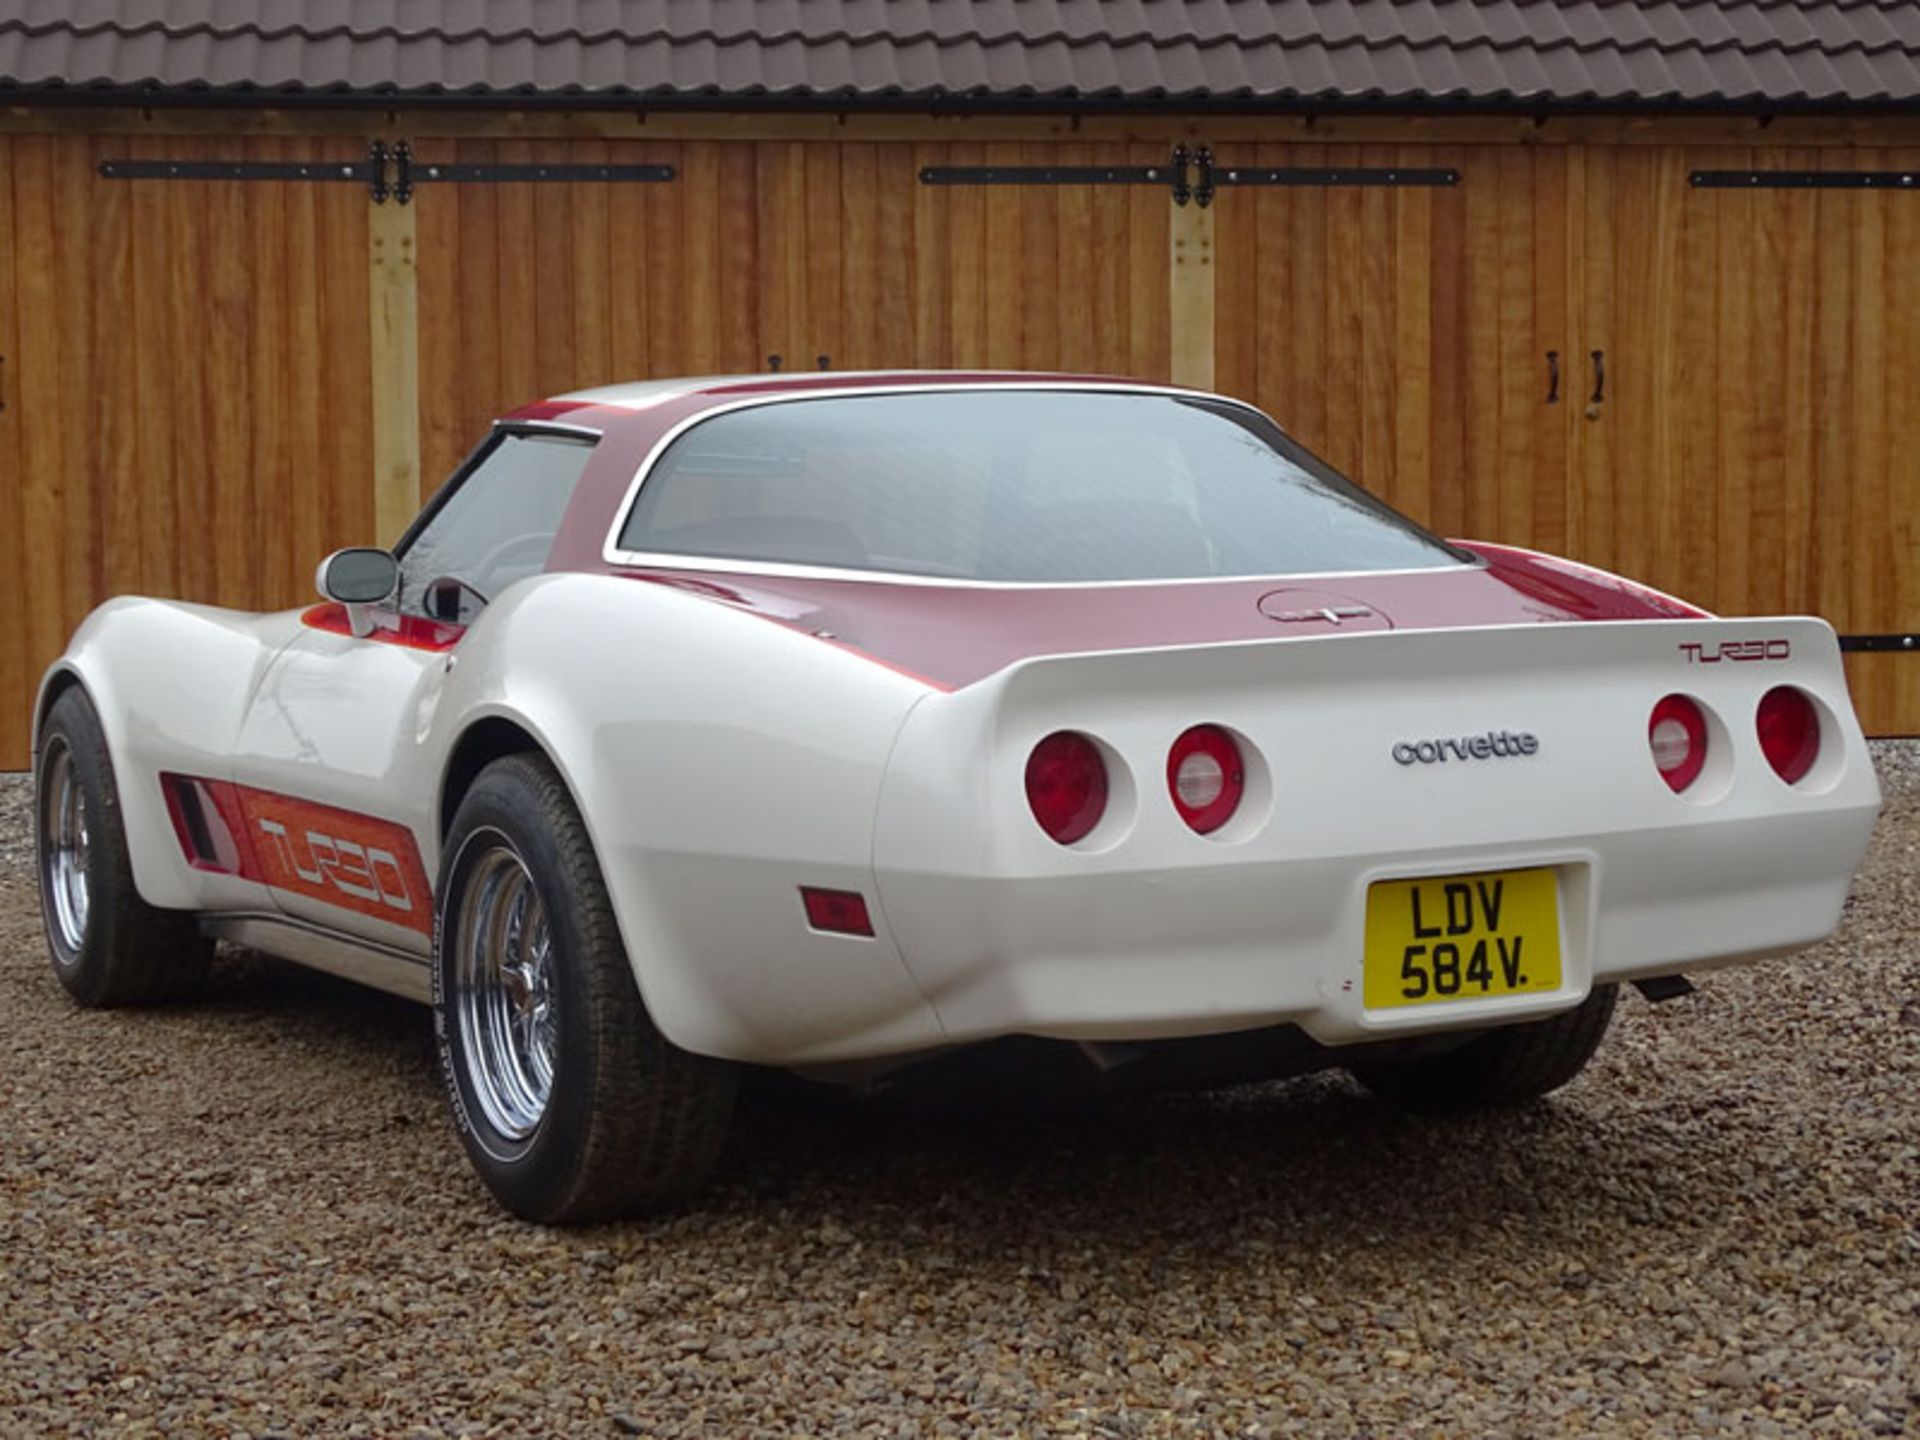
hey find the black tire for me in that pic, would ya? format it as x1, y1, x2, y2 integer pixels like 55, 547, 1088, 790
434, 753, 738, 1223
35, 686, 213, 1007
1349, 985, 1618, 1112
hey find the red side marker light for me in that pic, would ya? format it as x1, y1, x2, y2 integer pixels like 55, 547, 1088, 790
1025, 732, 1109, 845
1757, 686, 1821, 784
1649, 694, 1709, 793
800, 887, 875, 937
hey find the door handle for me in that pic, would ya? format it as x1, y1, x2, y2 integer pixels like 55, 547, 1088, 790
1590, 349, 1606, 405
1546, 350, 1559, 404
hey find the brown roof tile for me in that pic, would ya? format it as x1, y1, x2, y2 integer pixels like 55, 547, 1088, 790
2, 1, 1918, 110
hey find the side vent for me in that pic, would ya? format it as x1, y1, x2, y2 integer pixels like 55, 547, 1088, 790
159, 773, 246, 874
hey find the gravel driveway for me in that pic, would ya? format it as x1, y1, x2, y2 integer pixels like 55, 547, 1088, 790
1, 755, 1916, 1439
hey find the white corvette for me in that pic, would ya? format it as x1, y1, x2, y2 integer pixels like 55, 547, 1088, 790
33, 374, 1881, 1222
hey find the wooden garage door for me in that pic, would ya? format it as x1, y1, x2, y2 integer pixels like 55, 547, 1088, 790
1575, 145, 1920, 733
412, 139, 1173, 491
0, 134, 377, 769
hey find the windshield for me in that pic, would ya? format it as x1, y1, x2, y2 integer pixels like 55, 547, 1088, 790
615, 390, 1468, 583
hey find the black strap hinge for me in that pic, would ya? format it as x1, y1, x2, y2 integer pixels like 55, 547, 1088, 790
1839, 634, 1920, 653
1692, 170, 1920, 190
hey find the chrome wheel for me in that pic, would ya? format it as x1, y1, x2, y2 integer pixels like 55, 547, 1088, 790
452, 838, 558, 1142
41, 738, 91, 957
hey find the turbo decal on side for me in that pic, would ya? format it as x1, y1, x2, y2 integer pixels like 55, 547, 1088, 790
159, 774, 433, 935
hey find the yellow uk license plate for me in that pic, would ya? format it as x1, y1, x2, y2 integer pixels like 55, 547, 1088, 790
1363, 867, 1562, 1010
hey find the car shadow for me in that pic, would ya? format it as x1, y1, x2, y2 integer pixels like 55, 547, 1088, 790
703, 1054, 1720, 1280
146, 949, 1733, 1274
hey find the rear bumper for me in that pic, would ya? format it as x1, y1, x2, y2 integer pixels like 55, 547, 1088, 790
868, 617, 1882, 1053
873, 803, 1876, 1048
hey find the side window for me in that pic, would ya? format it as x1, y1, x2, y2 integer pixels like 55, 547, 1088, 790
396, 433, 596, 618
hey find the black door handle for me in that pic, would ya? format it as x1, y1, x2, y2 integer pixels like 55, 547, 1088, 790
1546, 350, 1559, 404
1590, 349, 1606, 404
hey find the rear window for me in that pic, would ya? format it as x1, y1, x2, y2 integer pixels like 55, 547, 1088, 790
615, 390, 1467, 583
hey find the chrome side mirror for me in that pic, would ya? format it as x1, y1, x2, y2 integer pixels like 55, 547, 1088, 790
315, 548, 399, 638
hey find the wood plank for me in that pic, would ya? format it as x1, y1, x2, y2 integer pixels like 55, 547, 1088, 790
910, 143, 952, 368
1602, 146, 1651, 588
1051, 142, 1096, 375
1020, 142, 1062, 369
1167, 186, 1215, 389
529, 140, 577, 394
410, 138, 462, 492
1356, 144, 1396, 501
318, 136, 374, 548
1425, 144, 1468, 539
493, 139, 540, 410
869, 144, 916, 369
605, 141, 656, 381
982, 142, 1024, 367
11, 135, 67, 700
1528, 146, 1568, 559
88, 133, 138, 605
1809, 157, 1855, 634
1390, 143, 1433, 524
1777, 147, 1820, 617
205, 144, 260, 606
1128, 140, 1170, 381
683, 140, 724, 373
1285, 142, 1328, 451
122, 133, 175, 600
161, 140, 213, 598
1713, 148, 1756, 616
282, 138, 327, 595
946, 142, 987, 367
801, 142, 841, 371
50, 138, 100, 625
244, 135, 295, 605
1676, 149, 1724, 605
367, 190, 421, 547
754, 141, 803, 372
1743, 166, 1789, 617
1460, 145, 1503, 543
1638, 147, 1685, 600
568, 138, 613, 390
0, 137, 23, 766
1088, 150, 1128, 375
1848, 150, 1890, 640
715, 142, 761, 373
1492, 148, 1534, 546
1207, 143, 1255, 401
838, 143, 879, 369
1321, 146, 1364, 476
1882, 147, 1920, 732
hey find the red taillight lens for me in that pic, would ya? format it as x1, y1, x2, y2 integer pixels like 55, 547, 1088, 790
1167, 724, 1245, 834
1649, 694, 1708, 793
1025, 732, 1109, 845
1757, 686, 1821, 784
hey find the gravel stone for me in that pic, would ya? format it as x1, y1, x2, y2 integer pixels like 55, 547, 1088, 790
1, 745, 1917, 1437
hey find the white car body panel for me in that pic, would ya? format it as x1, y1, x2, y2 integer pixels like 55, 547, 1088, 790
39, 583, 1878, 1066
30, 371, 1882, 1076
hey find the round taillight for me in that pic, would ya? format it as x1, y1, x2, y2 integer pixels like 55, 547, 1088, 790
1167, 724, 1245, 834
1025, 732, 1108, 845
1649, 695, 1708, 793
1757, 686, 1821, 784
